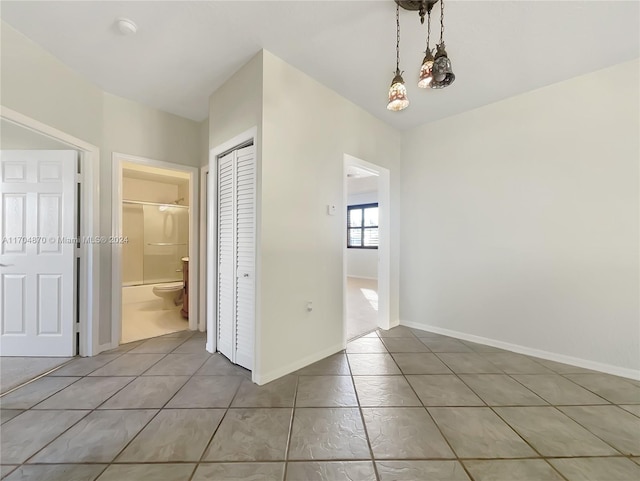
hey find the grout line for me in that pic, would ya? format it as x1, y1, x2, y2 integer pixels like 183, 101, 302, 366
282, 373, 301, 480
344, 350, 382, 481
0, 358, 78, 397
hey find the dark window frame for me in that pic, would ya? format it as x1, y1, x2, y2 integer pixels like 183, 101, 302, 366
347, 202, 379, 249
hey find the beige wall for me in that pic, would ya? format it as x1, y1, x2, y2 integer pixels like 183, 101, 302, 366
1, 21, 205, 347
259, 51, 401, 382
400, 59, 640, 375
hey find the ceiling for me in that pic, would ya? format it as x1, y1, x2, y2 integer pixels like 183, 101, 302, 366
122, 161, 190, 185
1, 1, 638, 131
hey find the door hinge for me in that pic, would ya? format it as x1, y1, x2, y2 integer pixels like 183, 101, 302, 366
75, 173, 83, 183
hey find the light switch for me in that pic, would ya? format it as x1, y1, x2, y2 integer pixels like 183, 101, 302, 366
327, 204, 337, 216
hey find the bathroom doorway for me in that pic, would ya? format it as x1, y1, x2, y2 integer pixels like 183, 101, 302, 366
112, 153, 200, 345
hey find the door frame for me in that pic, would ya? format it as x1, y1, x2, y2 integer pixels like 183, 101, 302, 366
111, 152, 200, 346
199, 164, 209, 332
343, 154, 391, 345
207, 127, 259, 383
0, 105, 101, 356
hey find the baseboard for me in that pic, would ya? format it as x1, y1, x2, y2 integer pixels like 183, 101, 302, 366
254, 342, 345, 385
400, 320, 640, 381
96, 341, 117, 355
346, 275, 378, 281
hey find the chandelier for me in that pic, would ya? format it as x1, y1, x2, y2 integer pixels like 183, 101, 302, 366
387, 0, 455, 111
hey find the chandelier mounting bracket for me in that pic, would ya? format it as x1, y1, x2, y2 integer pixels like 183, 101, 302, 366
395, 0, 440, 24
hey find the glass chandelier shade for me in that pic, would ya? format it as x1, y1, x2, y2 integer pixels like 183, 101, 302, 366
387, 71, 410, 111
430, 42, 455, 89
417, 49, 434, 88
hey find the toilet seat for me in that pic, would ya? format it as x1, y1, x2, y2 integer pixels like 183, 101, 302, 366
154, 282, 183, 291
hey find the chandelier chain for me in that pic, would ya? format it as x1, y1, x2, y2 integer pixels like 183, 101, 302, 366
396, 3, 400, 72
440, 0, 445, 44
426, 8, 432, 51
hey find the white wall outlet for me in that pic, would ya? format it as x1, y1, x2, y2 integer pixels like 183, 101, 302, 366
327, 204, 337, 216
306, 301, 313, 312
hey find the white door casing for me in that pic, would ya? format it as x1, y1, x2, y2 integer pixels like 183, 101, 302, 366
1, 150, 77, 356
216, 145, 256, 371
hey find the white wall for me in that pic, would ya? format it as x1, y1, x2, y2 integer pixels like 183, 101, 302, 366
347, 190, 378, 280
1, 22, 205, 348
259, 51, 401, 382
401, 59, 640, 376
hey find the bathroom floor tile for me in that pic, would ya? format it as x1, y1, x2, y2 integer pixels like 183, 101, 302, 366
203, 408, 292, 461
288, 408, 370, 460
363, 407, 455, 459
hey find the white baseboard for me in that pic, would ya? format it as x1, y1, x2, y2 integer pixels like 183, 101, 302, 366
347, 275, 378, 281
253, 342, 345, 385
400, 320, 640, 381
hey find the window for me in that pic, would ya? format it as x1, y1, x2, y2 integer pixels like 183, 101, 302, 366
347, 203, 378, 248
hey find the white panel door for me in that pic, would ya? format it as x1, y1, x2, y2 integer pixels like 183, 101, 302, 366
234, 146, 255, 370
0, 150, 77, 356
216, 151, 235, 361
215, 146, 255, 370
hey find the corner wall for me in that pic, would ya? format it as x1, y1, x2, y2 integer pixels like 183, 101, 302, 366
400, 60, 640, 376
259, 51, 401, 382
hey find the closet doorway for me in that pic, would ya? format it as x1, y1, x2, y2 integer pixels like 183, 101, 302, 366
207, 129, 257, 374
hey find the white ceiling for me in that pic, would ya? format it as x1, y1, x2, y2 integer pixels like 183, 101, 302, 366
1, 1, 638, 131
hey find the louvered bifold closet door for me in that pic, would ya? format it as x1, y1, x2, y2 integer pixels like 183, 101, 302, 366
216, 151, 235, 361
233, 146, 256, 370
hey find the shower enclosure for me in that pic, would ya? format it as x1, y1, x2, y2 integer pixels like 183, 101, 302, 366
122, 200, 189, 286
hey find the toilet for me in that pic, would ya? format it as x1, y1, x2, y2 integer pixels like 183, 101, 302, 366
152, 281, 184, 309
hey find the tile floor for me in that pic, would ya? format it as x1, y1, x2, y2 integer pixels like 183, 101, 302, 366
1, 326, 639, 480
121, 298, 188, 344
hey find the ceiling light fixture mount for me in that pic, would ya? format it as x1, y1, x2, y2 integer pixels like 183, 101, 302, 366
394, 0, 440, 25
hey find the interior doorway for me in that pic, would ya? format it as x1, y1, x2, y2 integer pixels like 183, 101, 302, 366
343, 155, 391, 342
112, 153, 200, 345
